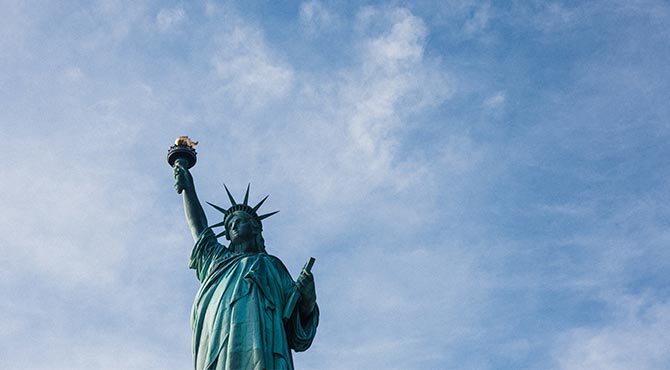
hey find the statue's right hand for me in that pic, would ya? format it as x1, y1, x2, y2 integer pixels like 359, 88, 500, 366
296, 271, 316, 316
173, 162, 192, 194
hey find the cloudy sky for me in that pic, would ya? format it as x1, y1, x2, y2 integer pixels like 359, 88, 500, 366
2, 1, 670, 369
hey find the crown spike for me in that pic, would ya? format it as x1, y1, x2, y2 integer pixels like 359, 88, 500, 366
258, 210, 279, 221
215, 230, 227, 238
252, 195, 269, 212
223, 184, 237, 206
243, 183, 250, 206
207, 201, 229, 215
209, 220, 226, 228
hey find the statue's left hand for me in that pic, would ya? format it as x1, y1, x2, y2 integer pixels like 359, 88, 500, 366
296, 271, 316, 315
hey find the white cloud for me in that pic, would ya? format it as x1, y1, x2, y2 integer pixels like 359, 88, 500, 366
299, 0, 338, 36
249, 6, 454, 230
425, 0, 496, 42
352, 8, 443, 145
439, 135, 485, 173
483, 91, 505, 109
0, 127, 148, 286
463, 2, 492, 36
364, 7, 426, 68
156, 6, 186, 32
63, 66, 85, 83
88, 1, 148, 45
330, 7, 451, 192
211, 23, 294, 108
6, 1, 669, 369
554, 296, 670, 370
305, 243, 489, 369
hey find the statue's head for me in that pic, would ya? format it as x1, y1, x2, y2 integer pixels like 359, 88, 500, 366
206, 184, 278, 253
225, 210, 265, 252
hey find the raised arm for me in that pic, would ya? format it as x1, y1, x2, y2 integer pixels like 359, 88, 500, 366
174, 159, 208, 241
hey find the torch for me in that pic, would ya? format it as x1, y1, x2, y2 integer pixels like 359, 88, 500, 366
167, 136, 198, 193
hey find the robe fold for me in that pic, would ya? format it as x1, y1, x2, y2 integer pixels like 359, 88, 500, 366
189, 229, 318, 370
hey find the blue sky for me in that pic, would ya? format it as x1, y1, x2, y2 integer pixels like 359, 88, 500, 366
2, 1, 669, 369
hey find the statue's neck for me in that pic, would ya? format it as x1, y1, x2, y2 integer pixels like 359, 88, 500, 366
230, 239, 260, 253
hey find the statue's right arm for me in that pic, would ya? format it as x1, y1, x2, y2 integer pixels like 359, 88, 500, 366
174, 160, 208, 242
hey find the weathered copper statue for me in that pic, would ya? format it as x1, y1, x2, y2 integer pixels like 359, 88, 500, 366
169, 138, 319, 370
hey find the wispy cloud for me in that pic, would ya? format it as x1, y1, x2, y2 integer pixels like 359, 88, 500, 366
554, 296, 670, 370
211, 23, 294, 109
2, 1, 670, 369
299, 0, 340, 37
156, 6, 186, 32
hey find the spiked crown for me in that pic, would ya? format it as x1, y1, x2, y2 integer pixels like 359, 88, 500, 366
206, 184, 279, 239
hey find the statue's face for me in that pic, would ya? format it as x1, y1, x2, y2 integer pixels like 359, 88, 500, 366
226, 211, 255, 244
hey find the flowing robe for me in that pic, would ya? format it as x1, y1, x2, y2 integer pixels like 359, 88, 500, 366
189, 229, 318, 370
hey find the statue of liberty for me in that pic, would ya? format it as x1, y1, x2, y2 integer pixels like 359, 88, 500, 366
170, 138, 319, 370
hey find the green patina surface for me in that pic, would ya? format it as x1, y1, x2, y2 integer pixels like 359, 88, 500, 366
189, 228, 318, 370
170, 143, 319, 370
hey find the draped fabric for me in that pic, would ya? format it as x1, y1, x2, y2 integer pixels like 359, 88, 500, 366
189, 229, 319, 370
